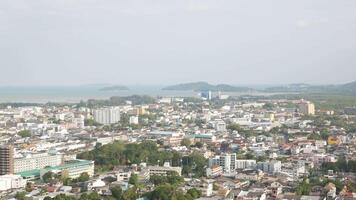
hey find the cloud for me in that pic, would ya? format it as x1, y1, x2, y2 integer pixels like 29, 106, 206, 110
296, 19, 309, 28
186, 0, 209, 12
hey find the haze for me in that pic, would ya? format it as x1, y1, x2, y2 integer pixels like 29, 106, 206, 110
1, 0, 356, 86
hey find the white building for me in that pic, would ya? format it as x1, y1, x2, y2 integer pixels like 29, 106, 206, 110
257, 160, 281, 174
235, 160, 256, 169
214, 120, 226, 132
40, 159, 94, 179
73, 115, 85, 129
129, 116, 139, 125
117, 171, 131, 182
0, 174, 27, 191
146, 162, 182, 176
209, 153, 237, 173
14, 152, 63, 173
93, 107, 120, 125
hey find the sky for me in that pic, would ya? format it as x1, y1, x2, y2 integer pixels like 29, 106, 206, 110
0, 0, 356, 86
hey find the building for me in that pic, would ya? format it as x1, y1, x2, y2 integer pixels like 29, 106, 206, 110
209, 153, 237, 173
73, 115, 85, 129
146, 162, 182, 176
39, 159, 95, 179
17, 159, 94, 180
344, 107, 356, 115
134, 106, 146, 116
298, 101, 315, 115
0, 145, 14, 175
200, 91, 212, 100
214, 120, 227, 132
14, 151, 63, 173
219, 153, 237, 173
117, 171, 132, 182
163, 136, 184, 147
327, 136, 340, 145
129, 116, 139, 125
147, 166, 182, 177
93, 107, 120, 125
257, 160, 281, 174
0, 174, 26, 191
206, 165, 223, 177
191, 134, 216, 144
186, 179, 213, 197
236, 160, 256, 169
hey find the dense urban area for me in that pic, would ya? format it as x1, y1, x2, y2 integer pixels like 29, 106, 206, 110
1, 92, 356, 200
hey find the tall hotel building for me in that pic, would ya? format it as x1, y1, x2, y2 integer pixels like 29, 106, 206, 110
298, 100, 315, 115
93, 107, 120, 125
0, 145, 14, 175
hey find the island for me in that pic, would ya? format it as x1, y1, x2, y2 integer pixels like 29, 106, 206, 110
162, 82, 253, 92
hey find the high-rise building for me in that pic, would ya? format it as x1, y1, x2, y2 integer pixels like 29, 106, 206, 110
0, 145, 14, 175
298, 101, 315, 115
93, 107, 120, 125
132, 106, 146, 116
200, 91, 212, 100
217, 153, 237, 173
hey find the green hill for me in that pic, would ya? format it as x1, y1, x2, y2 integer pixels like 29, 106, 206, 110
162, 82, 252, 92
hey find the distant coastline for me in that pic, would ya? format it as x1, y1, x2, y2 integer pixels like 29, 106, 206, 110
99, 85, 129, 91
0, 81, 355, 103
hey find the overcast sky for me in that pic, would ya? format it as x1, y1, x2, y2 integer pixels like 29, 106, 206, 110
0, 0, 356, 86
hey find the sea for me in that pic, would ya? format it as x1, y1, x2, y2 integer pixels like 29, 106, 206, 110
0, 85, 272, 104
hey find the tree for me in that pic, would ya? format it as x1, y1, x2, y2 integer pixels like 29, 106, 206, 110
78, 172, 90, 182
186, 188, 202, 199
180, 138, 191, 147
25, 182, 33, 192
148, 184, 175, 200
104, 197, 116, 200
150, 171, 183, 186
122, 187, 138, 200
194, 142, 203, 148
52, 193, 76, 200
110, 186, 123, 200
88, 192, 100, 200
18, 130, 31, 138
42, 171, 56, 183
245, 152, 255, 160
182, 152, 207, 178
84, 119, 101, 127
15, 192, 26, 200
296, 178, 311, 195
263, 102, 275, 110
227, 123, 242, 132
213, 183, 219, 191
63, 177, 72, 186
128, 174, 139, 186
320, 129, 329, 140
79, 193, 89, 200
145, 184, 202, 200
